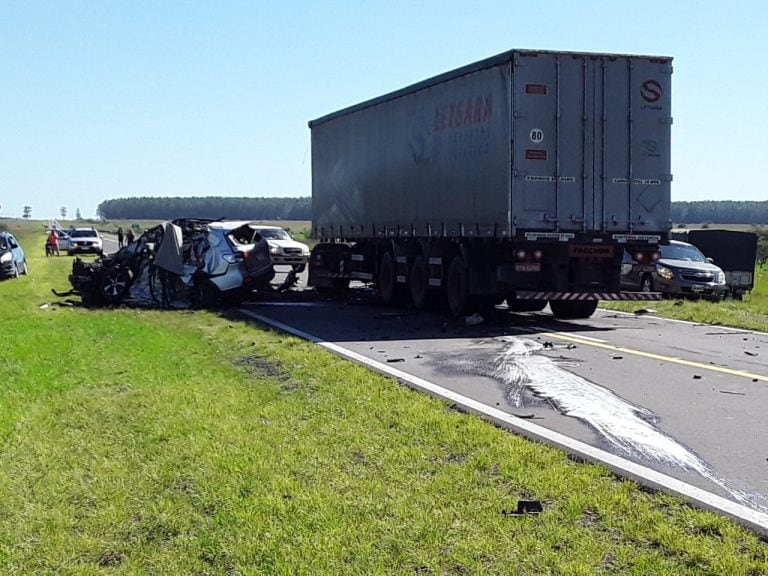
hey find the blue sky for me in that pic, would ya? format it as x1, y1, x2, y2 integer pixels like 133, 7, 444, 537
1, 0, 766, 219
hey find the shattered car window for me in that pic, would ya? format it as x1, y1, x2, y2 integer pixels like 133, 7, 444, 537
227, 224, 262, 247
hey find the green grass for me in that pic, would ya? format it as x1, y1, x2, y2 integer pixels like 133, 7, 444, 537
1, 220, 767, 574
602, 263, 768, 331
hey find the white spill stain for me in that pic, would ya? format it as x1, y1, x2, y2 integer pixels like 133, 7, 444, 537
493, 336, 768, 513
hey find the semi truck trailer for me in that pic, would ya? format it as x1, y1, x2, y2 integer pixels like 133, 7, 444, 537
307, 49, 672, 318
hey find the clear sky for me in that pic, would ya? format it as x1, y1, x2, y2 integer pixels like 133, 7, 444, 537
1, 0, 766, 219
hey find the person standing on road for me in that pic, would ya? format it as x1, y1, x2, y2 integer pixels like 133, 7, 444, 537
125, 228, 135, 245
117, 226, 124, 248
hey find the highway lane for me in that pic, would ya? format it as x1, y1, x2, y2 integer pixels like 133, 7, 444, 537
240, 293, 768, 515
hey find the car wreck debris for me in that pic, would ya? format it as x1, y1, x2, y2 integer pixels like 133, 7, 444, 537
59, 219, 277, 308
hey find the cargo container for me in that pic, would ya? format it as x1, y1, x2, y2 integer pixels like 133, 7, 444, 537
308, 49, 672, 318
671, 229, 758, 298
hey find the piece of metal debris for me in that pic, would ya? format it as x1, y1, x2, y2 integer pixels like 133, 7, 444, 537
744, 350, 759, 357
693, 375, 702, 380
719, 390, 746, 396
611, 355, 623, 360
386, 358, 405, 363
502, 500, 544, 516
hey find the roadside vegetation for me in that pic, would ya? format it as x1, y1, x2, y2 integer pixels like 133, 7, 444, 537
1, 220, 767, 574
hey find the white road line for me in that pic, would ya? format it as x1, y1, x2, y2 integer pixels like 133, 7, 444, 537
239, 307, 768, 537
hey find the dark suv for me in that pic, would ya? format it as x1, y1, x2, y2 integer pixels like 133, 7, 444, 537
621, 240, 728, 301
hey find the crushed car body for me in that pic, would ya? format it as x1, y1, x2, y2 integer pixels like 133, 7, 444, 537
61, 219, 276, 308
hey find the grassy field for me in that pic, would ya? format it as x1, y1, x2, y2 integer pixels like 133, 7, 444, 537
1, 220, 768, 574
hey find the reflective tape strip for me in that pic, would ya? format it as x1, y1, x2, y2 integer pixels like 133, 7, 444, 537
515, 291, 662, 301
428, 279, 442, 287
428, 258, 442, 265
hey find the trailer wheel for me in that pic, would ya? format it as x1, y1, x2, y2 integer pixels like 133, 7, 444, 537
549, 299, 598, 319
378, 252, 398, 305
446, 255, 469, 317
410, 255, 428, 309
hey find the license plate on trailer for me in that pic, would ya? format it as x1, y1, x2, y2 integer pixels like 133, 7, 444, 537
515, 262, 541, 272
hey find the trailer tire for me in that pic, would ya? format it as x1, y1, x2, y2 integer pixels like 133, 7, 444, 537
549, 299, 598, 319
378, 252, 398, 305
410, 255, 428, 309
446, 255, 469, 317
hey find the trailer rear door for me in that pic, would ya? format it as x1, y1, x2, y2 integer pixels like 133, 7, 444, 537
511, 51, 672, 235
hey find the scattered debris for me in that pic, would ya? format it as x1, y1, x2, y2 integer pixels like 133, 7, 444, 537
542, 341, 554, 349
744, 350, 759, 357
611, 355, 623, 360
386, 358, 405, 363
634, 308, 657, 315
719, 390, 746, 396
511, 413, 541, 420
502, 500, 543, 516
414, 354, 423, 359
693, 375, 702, 380
464, 313, 484, 326
566, 343, 577, 350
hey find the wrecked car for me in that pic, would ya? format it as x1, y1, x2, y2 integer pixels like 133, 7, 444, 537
62, 219, 275, 307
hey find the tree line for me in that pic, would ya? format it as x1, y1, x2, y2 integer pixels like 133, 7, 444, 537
96, 197, 311, 221
97, 197, 767, 226
671, 201, 768, 225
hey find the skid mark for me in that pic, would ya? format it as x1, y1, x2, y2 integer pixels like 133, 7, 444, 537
493, 336, 768, 513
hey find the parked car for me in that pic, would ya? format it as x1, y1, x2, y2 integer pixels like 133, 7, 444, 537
67, 228, 103, 256
671, 229, 758, 299
621, 240, 728, 301
0, 232, 29, 279
66, 219, 274, 307
250, 225, 310, 272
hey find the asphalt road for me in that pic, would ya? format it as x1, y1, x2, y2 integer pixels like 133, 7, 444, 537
241, 285, 768, 514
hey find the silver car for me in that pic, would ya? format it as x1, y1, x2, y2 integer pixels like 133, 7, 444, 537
621, 240, 728, 301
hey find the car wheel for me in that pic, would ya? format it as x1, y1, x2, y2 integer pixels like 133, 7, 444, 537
101, 268, 132, 303
291, 263, 306, 273
640, 274, 654, 293
190, 281, 220, 309
446, 255, 469, 317
549, 299, 598, 319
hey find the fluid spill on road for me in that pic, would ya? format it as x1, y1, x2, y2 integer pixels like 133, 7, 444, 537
493, 336, 768, 513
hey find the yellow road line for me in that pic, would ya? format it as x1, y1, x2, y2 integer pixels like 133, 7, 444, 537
543, 332, 768, 383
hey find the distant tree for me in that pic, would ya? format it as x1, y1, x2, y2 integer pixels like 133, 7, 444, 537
60, 206, 67, 219
22, 206, 32, 219
96, 196, 312, 220
76, 208, 82, 219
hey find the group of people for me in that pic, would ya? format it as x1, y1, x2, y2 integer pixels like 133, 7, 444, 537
45, 226, 137, 256
116, 226, 135, 249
